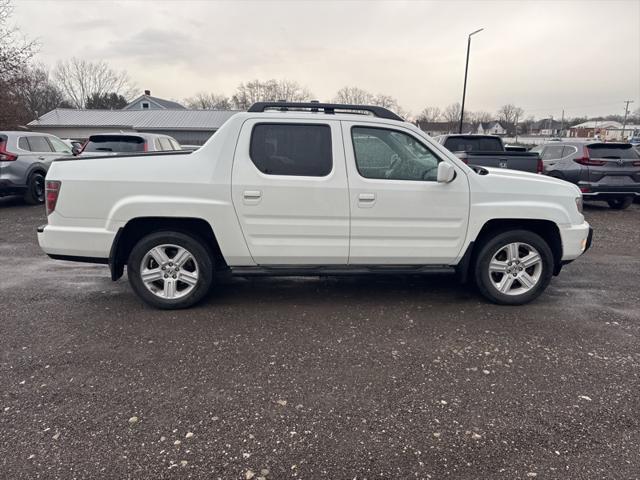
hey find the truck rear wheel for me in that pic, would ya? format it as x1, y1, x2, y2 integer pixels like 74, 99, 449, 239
474, 230, 554, 305
127, 231, 213, 309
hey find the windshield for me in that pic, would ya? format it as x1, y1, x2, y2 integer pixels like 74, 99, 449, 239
84, 135, 146, 153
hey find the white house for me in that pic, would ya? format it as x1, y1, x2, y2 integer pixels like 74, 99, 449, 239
477, 121, 506, 135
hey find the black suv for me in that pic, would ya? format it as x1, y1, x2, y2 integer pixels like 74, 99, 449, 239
532, 141, 640, 210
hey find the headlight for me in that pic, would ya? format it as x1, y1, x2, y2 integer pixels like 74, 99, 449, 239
575, 196, 583, 213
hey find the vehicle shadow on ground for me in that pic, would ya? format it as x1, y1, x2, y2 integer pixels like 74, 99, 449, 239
0, 195, 30, 208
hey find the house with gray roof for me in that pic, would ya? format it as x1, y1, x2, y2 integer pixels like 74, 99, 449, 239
27, 108, 239, 145
123, 90, 186, 110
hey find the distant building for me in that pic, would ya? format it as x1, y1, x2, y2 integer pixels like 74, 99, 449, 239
532, 118, 564, 136
476, 121, 506, 135
123, 90, 186, 110
27, 108, 239, 145
568, 120, 622, 139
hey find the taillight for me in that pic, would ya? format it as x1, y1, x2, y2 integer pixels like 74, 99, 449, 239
0, 140, 18, 161
632, 160, 640, 167
536, 158, 543, 174
143, 141, 148, 152
45, 181, 61, 215
573, 146, 605, 166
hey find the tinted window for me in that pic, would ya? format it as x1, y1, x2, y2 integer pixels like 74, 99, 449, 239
443, 136, 502, 152
352, 127, 441, 181
84, 135, 145, 153
27, 136, 53, 152
18, 137, 31, 151
250, 124, 332, 176
587, 144, 639, 159
49, 137, 72, 153
541, 145, 564, 160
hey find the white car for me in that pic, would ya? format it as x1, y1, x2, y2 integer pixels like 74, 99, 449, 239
38, 102, 592, 309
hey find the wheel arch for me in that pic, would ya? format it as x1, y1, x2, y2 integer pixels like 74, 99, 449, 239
457, 218, 563, 282
109, 216, 226, 281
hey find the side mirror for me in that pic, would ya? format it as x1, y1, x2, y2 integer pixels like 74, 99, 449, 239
437, 162, 456, 183
72, 145, 81, 156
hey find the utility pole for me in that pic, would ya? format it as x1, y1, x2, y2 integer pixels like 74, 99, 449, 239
514, 112, 519, 143
560, 109, 564, 138
459, 28, 484, 133
622, 100, 634, 141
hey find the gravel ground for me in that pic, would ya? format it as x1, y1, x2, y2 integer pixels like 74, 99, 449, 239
1, 197, 639, 479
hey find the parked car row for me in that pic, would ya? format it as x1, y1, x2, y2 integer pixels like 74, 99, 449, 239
436, 133, 640, 210
1, 131, 182, 204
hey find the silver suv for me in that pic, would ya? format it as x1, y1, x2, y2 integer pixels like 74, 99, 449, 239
0, 131, 72, 204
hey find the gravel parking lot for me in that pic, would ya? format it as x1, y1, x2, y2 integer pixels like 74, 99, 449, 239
1, 198, 639, 479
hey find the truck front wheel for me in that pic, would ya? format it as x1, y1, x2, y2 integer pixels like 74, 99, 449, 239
127, 231, 213, 309
474, 230, 554, 305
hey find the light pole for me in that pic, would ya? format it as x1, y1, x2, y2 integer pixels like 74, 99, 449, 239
459, 28, 484, 134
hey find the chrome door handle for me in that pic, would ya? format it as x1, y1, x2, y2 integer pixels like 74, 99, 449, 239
243, 190, 262, 199
38, 156, 46, 160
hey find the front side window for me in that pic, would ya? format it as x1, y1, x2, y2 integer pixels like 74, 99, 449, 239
48, 137, 72, 154
159, 138, 173, 150
352, 127, 441, 181
249, 124, 332, 176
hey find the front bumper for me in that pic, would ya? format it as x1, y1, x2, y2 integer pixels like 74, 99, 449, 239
559, 221, 592, 261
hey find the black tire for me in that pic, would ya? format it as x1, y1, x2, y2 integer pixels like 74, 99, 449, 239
474, 230, 554, 305
127, 231, 213, 309
607, 197, 633, 210
23, 171, 45, 205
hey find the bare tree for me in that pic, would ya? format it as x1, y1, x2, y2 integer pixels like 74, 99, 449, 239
333, 86, 374, 105
53, 58, 136, 108
497, 104, 524, 126
471, 110, 492, 124
0, 0, 37, 82
231, 79, 313, 110
11, 66, 69, 118
184, 92, 232, 110
442, 103, 462, 124
416, 106, 442, 123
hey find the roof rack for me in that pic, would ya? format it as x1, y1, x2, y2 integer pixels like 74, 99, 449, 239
247, 102, 404, 121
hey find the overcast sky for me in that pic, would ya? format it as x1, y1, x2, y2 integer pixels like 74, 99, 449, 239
13, 0, 640, 119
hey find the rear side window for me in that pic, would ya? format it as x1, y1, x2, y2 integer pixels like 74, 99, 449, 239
169, 139, 181, 150
443, 136, 502, 152
27, 136, 53, 152
18, 137, 31, 151
587, 144, 639, 159
84, 135, 145, 153
250, 124, 332, 176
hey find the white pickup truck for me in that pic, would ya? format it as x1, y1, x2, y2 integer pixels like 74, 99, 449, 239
38, 102, 592, 309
